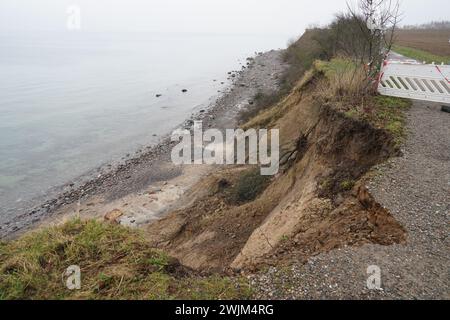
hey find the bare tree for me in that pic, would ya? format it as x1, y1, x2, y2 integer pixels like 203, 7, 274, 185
347, 0, 402, 73
310, 0, 402, 97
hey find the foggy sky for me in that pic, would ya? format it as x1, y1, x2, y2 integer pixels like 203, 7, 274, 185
1, 0, 449, 38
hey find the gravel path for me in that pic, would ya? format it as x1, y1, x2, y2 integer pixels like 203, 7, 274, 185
250, 101, 449, 299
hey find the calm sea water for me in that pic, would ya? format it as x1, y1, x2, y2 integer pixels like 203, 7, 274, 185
0, 31, 287, 224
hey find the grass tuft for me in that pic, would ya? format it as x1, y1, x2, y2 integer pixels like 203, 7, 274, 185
315, 58, 368, 100
0, 219, 251, 300
340, 179, 355, 191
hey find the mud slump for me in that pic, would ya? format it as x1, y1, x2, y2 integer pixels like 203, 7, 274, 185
146, 79, 407, 272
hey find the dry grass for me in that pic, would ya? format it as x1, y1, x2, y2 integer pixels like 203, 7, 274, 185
0, 219, 252, 300
244, 56, 411, 148
314, 58, 368, 100
238, 90, 284, 124
312, 58, 411, 147
242, 68, 317, 131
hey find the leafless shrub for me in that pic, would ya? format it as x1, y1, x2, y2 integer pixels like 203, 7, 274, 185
312, 0, 402, 96
346, 0, 402, 71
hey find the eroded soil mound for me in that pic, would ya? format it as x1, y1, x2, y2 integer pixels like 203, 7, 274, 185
146, 76, 407, 272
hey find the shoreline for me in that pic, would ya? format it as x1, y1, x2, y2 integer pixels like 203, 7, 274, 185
0, 49, 288, 239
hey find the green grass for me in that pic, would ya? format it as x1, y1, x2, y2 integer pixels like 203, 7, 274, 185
312, 58, 412, 147
370, 95, 411, 146
340, 179, 355, 191
314, 58, 368, 100
392, 45, 450, 64
306, 58, 411, 148
0, 219, 252, 300
338, 93, 411, 147
315, 58, 357, 80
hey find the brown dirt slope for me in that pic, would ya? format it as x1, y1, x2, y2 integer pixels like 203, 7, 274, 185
250, 101, 449, 299
146, 73, 407, 272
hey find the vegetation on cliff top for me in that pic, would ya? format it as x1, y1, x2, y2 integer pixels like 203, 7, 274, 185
314, 58, 411, 146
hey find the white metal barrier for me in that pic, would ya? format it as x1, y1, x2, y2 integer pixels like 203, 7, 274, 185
377, 61, 450, 104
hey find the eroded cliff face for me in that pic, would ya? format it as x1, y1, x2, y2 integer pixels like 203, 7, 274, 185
145, 76, 406, 272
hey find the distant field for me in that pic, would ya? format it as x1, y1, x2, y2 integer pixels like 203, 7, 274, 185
392, 45, 450, 64
395, 29, 450, 56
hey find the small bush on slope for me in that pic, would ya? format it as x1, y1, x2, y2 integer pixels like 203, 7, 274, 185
224, 167, 272, 205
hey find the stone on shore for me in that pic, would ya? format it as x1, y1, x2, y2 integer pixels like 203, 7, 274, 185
104, 209, 124, 224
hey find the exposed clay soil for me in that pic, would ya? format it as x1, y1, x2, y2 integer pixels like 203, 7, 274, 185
249, 101, 449, 299
144, 77, 407, 273
2, 28, 447, 300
